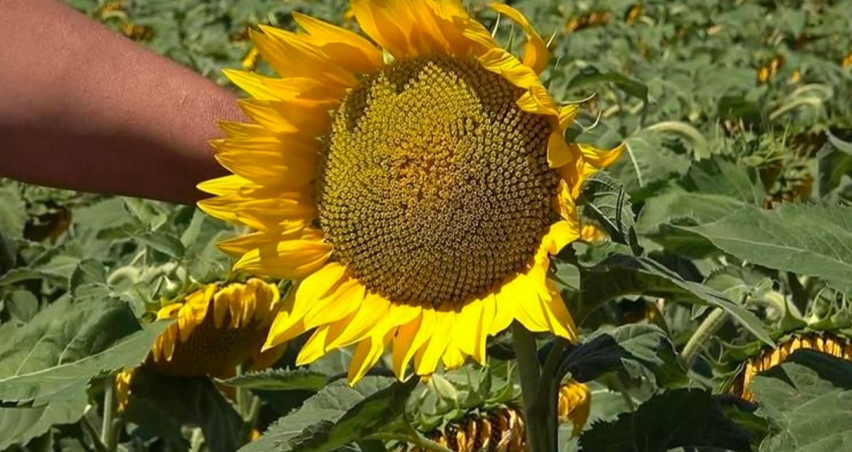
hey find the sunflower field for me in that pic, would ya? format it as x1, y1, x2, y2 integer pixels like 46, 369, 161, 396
2, 0, 852, 451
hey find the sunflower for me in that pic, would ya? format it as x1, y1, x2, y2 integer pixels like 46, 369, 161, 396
198, 0, 624, 383
411, 381, 590, 452
115, 279, 286, 410
148, 278, 287, 377
731, 333, 852, 402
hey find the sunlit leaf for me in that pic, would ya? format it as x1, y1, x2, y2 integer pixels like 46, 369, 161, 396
752, 350, 852, 451
676, 204, 852, 293
0, 298, 169, 405
241, 377, 417, 452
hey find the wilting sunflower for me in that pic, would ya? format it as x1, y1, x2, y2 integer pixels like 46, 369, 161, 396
115, 279, 286, 410
148, 278, 286, 377
730, 333, 852, 402
198, 0, 624, 383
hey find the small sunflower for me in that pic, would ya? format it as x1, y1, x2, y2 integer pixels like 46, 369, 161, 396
149, 278, 286, 377
115, 279, 286, 410
731, 333, 852, 402
199, 0, 623, 383
412, 380, 590, 452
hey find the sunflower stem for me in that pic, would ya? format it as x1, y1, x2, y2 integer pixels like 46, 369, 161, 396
512, 322, 552, 452
681, 307, 728, 367
101, 375, 117, 452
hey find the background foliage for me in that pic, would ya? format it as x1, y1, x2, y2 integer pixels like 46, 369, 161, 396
1, 0, 851, 451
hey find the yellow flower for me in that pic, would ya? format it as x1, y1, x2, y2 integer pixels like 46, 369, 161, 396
558, 380, 591, 436
412, 381, 589, 451
579, 223, 609, 244
149, 278, 286, 377
114, 368, 137, 412
733, 333, 852, 401
113, 279, 285, 411
199, 0, 624, 383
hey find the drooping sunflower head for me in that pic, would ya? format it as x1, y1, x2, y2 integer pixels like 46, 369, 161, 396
148, 278, 286, 377
199, 0, 624, 383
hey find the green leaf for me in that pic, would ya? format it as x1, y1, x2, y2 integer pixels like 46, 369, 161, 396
579, 172, 642, 255
0, 387, 87, 450
124, 367, 243, 452
575, 254, 772, 345
219, 368, 329, 392
637, 190, 746, 257
609, 128, 691, 201
579, 388, 752, 452
560, 324, 687, 389
136, 231, 187, 260
0, 184, 26, 241
565, 66, 649, 104
817, 133, 852, 201
0, 298, 170, 405
5, 290, 39, 322
752, 350, 852, 451
241, 376, 417, 452
0, 184, 25, 272
69, 259, 109, 298
684, 156, 765, 205
676, 204, 852, 293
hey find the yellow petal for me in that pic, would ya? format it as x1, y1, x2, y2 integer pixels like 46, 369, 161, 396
213, 144, 316, 189
232, 229, 331, 280
491, 284, 518, 336
543, 220, 581, 255
252, 28, 357, 88
478, 48, 542, 90
476, 294, 497, 363
516, 85, 559, 117
392, 316, 422, 379
453, 299, 484, 359
325, 292, 390, 349
548, 129, 576, 168
558, 105, 580, 128
238, 99, 330, 139
431, 0, 494, 56
394, 309, 436, 379
542, 280, 578, 341
264, 290, 298, 350
507, 273, 550, 332
415, 309, 455, 375
489, 4, 549, 74
351, 0, 418, 58
199, 193, 314, 232
304, 278, 366, 329
348, 332, 393, 384
218, 121, 272, 139
292, 12, 383, 74
196, 174, 255, 197
267, 263, 347, 339
296, 327, 330, 365
577, 142, 626, 169
441, 344, 466, 370
223, 70, 342, 106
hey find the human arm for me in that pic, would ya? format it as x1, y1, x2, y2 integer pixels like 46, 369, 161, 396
0, 0, 244, 204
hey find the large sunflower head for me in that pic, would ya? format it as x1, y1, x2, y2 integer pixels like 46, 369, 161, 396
148, 278, 286, 377
199, 0, 624, 383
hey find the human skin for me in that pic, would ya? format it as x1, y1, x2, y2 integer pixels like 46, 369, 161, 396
0, 0, 245, 205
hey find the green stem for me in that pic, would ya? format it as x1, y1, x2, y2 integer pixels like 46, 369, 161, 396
681, 307, 728, 366
101, 375, 117, 452
512, 322, 551, 452
538, 340, 566, 445
81, 414, 109, 452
